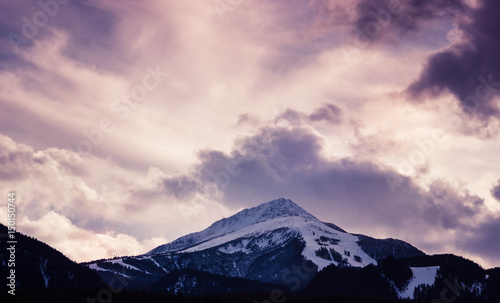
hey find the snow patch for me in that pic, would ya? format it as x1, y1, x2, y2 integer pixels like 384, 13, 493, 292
87, 263, 132, 278
107, 258, 144, 272
39, 259, 50, 288
144, 256, 168, 273
88, 263, 112, 272
398, 266, 440, 299
470, 281, 484, 295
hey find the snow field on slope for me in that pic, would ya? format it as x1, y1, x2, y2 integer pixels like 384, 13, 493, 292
177, 216, 377, 270
177, 216, 298, 253
398, 266, 440, 299
294, 219, 377, 270
143, 256, 168, 272
87, 263, 132, 278
88, 258, 149, 275
107, 258, 143, 272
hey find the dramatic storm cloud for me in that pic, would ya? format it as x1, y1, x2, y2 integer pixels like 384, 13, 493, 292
0, 0, 499, 268
407, 0, 500, 122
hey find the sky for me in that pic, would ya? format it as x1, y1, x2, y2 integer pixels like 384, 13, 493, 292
0, 0, 499, 268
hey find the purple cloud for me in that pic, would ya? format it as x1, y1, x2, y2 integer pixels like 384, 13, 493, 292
1, 0, 123, 72
457, 215, 500, 266
407, 1, 500, 120
491, 179, 500, 202
309, 103, 342, 124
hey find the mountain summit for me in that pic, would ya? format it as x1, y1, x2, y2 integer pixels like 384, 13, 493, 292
148, 198, 316, 255
85, 198, 424, 287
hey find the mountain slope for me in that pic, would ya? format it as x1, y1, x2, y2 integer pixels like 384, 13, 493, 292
355, 234, 426, 261
0, 223, 105, 292
86, 198, 424, 289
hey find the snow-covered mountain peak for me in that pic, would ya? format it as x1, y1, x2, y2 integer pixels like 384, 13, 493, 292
236, 198, 318, 223
145, 198, 381, 271
87, 199, 425, 287
147, 198, 319, 255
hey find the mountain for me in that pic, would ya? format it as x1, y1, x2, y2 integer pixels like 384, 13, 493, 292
0, 223, 105, 294
85, 198, 424, 289
3, 199, 499, 302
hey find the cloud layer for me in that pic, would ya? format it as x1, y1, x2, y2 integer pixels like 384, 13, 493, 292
1, 0, 499, 267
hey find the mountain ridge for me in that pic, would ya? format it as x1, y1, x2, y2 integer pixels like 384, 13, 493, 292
85, 198, 425, 288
